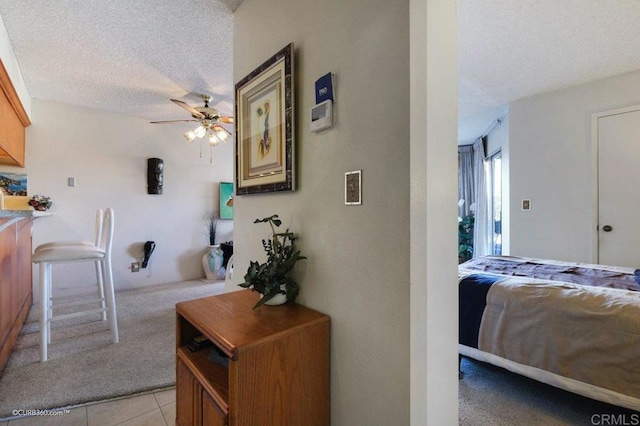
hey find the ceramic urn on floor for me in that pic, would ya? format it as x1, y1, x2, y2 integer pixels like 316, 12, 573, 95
203, 245, 224, 280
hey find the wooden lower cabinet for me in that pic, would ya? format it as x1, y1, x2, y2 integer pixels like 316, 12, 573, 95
176, 290, 330, 426
176, 357, 203, 426
202, 392, 226, 426
0, 217, 32, 376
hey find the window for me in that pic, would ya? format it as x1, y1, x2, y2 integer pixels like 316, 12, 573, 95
487, 151, 502, 255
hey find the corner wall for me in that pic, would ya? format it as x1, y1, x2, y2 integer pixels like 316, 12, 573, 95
410, 0, 459, 423
510, 69, 640, 262
233, 0, 411, 423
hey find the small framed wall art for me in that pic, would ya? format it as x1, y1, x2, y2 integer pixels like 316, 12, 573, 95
220, 182, 233, 219
235, 43, 295, 195
345, 170, 362, 205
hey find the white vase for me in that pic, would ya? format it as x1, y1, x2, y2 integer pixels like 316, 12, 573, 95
262, 284, 287, 306
202, 245, 225, 280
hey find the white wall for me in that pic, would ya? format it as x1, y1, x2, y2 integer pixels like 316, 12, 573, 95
510, 69, 640, 262
410, 0, 459, 423
1, 99, 233, 296
234, 0, 458, 424
233, 0, 412, 424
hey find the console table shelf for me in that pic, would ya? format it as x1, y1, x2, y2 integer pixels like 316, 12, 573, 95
175, 290, 330, 426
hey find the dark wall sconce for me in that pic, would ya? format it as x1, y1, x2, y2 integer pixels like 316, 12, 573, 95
147, 158, 164, 194
142, 241, 156, 268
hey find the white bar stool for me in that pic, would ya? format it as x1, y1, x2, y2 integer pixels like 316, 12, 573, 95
225, 255, 234, 282
32, 208, 118, 362
34, 209, 106, 322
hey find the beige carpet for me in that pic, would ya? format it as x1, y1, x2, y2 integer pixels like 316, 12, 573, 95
0, 280, 225, 420
459, 356, 639, 425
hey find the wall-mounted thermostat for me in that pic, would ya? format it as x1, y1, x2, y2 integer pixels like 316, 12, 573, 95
315, 72, 335, 104
310, 99, 333, 132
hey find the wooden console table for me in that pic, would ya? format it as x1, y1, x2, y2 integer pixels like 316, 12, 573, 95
176, 290, 330, 425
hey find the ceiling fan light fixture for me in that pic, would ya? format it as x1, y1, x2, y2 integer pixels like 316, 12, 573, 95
152, 97, 235, 162
193, 125, 206, 139
208, 132, 219, 146
215, 128, 229, 142
184, 130, 196, 143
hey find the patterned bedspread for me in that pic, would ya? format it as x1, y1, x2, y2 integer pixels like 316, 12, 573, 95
459, 256, 640, 401
461, 255, 640, 291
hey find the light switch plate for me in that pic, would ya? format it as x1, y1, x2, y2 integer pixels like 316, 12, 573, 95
345, 170, 362, 205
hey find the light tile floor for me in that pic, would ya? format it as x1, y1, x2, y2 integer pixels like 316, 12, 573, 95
1, 388, 175, 426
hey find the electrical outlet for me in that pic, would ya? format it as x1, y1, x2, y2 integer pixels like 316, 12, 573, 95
131, 262, 140, 272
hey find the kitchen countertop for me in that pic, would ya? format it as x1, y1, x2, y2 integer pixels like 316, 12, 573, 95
0, 210, 51, 218
0, 210, 50, 232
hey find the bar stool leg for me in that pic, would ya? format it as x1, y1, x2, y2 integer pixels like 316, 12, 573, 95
39, 262, 49, 362
103, 258, 119, 343
95, 261, 106, 321
47, 263, 53, 344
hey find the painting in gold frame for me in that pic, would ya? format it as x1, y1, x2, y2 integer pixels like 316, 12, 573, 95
235, 43, 294, 195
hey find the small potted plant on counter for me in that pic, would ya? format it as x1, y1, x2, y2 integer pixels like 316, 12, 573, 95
239, 214, 306, 309
28, 194, 52, 211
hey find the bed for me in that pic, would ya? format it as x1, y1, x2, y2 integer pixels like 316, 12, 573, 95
459, 255, 640, 410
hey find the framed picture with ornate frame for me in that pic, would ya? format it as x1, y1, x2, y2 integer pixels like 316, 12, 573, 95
235, 43, 295, 195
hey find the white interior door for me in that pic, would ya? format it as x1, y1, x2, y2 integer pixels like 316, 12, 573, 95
597, 107, 640, 268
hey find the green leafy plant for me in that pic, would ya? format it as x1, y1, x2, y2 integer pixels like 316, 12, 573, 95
238, 214, 306, 309
458, 213, 474, 263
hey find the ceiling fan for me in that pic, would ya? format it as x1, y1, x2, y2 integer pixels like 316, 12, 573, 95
151, 95, 234, 162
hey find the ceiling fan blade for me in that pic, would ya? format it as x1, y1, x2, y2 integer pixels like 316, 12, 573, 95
219, 116, 234, 124
170, 99, 205, 119
212, 124, 232, 136
149, 119, 199, 124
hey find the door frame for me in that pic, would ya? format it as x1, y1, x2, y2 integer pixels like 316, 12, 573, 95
590, 103, 640, 264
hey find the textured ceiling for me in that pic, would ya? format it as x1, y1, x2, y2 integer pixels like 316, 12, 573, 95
2, 1, 640, 144
459, 0, 640, 144
0, 0, 242, 123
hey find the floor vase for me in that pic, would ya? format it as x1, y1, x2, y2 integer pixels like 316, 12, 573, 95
202, 245, 224, 280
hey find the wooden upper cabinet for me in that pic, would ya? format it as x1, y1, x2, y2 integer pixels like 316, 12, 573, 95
0, 59, 30, 167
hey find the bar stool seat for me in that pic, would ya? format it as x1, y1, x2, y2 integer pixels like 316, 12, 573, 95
33, 245, 104, 261
34, 208, 103, 253
34, 240, 95, 251
34, 209, 106, 320
32, 208, 118, 362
